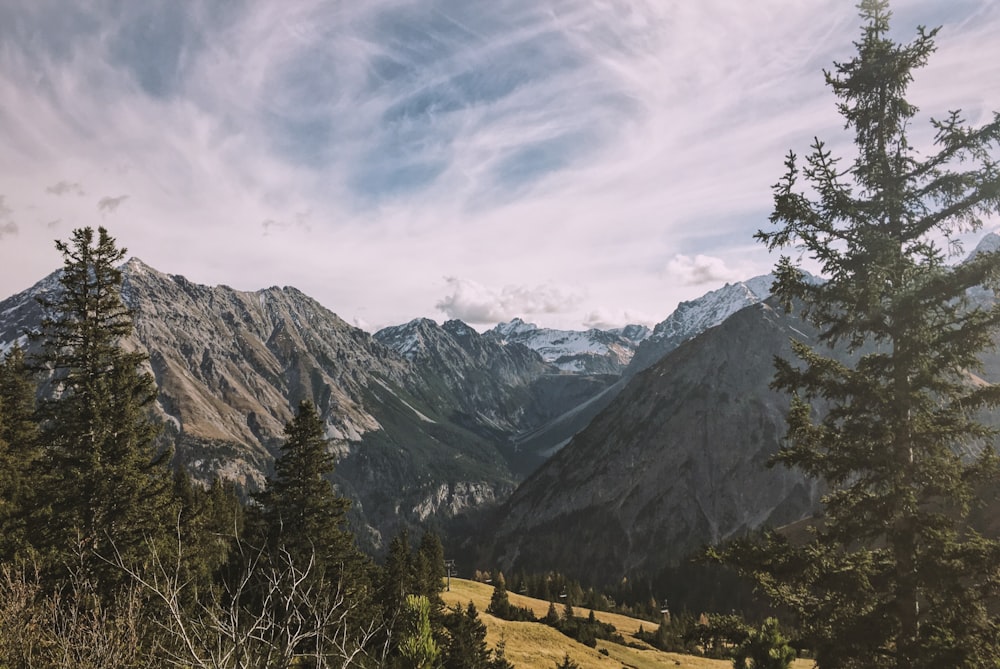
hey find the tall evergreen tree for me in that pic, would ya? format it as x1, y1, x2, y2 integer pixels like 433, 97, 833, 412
253, 400, 361, 587
32, 226, 173, 589
414, 530, 446, 603
0, 344, 39, 562
441, 602, 491, 669
379, 529, 417, 654
719, 3, 1000, 668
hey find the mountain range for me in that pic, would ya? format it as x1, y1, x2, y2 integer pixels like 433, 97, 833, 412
6, 235, 997, 578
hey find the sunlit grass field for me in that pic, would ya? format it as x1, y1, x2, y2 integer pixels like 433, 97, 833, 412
442, 578, 815, 669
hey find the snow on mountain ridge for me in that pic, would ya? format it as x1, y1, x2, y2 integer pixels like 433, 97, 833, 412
651, 275, 774, 342
488, 320, 649, 373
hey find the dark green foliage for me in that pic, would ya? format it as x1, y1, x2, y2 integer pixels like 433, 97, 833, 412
415, 530, 446, 605
252, 400, 364, 588
688, 613, 751, 659
720, 2, 1000, 668
733, 618, 796, 669
486, 572, 536, 622
379, 528, 417, 648
0, 345, 39, 562
30, 226, 175, 591
442, 602, 491, 669
544, 607, 623, 649
554, 653, 580, 669
171, 470, 244, 595
489, 637, 516, 669
634, 612, 705, 656
543, 601, 560, 626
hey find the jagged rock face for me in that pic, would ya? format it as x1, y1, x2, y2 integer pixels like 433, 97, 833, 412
374, 317, 553, 435
0, 259, 522, 549
501, 280, 775, 464
486, 318, 649, 375
492, 301, 825, 584
122, 260, 410, 488
627, 276, 773, 374
375, 317, 624, 475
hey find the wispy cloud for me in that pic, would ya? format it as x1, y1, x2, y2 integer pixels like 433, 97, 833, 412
436, 276, 580, 325
0, 0, 998, 328
666, 254, 742, 287
45, 181, 86, 196
97, 195, 130, 214
0, 196, 17, 239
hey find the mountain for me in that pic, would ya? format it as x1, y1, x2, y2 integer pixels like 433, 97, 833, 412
0, 259, 564, 548
490, 238, 1000, 585
502, 277, 776, 462
626, 275, 773, 374
485, 318, 650, 375
489, 299, 829, 585
375, 317, 623, 475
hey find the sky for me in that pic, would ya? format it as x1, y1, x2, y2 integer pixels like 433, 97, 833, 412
1, 1, 999, 332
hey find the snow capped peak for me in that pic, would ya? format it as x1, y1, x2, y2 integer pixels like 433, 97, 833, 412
492, 317, 539, 340
742, 274, 775, 300
611, 324, 652, 343
966, 232, 1000, 261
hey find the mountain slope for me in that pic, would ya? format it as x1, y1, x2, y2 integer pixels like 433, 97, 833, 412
491, 300, 824, 583
627, 275, 772, 374
0, 260, 530, 547
504, 277, 775, 462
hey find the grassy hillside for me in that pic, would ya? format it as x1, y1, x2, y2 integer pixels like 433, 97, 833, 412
442, 578, 815, 669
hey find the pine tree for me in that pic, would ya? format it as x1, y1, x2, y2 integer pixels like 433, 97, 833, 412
380, 528, 417, 644
543, 601, 560, 626
486, 572, 512, 619
398, 594, 440, 669
442, 602, 491, 669
253, 400, 361, 586
733, 619, 796, 669
414, 530, 446, 603
554, 653, 580, 669
32, 226, 173, 590
489, 636, 516, 669
720, 2, 1000, 667
0, 344, 39, 562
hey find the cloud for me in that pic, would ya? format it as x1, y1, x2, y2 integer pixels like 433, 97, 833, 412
97, 195, 130, 214
666, 253, 742, 286
45, 181, 85, 196
0, 1, 998, 330
262, 211, 311, 236
582, 309, 655, 331
436, 276, 579, 324
0, 196, 16, 238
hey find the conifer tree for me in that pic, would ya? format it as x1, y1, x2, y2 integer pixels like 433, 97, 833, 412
32, 226, 173, 589
0, 344, 39, 562
253, 400, 361, 586
486, 572, 512, 619
442, 602, 490, 669
720, 2, 1000, 668
379, 529, 417, 654
414, 530, 446, 603
398, 594, 440, 669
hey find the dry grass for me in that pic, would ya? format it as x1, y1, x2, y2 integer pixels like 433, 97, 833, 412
442, 578, 815, 669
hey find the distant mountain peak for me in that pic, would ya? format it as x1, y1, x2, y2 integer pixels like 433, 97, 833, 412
493, 318, 539, 339
966, 232, 1000, 261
